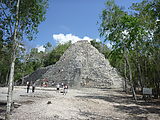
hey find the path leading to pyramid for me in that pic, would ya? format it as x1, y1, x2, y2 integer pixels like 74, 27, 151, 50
0, 86, 160, 120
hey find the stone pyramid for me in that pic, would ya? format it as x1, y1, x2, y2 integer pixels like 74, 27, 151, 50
23, 41, 124, 88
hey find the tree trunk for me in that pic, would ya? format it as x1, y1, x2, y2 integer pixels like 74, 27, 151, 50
5, 0, 20, 119
137, 61, 143, 91
153, 59, 160, 98
124, 47, 137, 102
5, 71, 9, 86
124, 60, 128, 93
5, 57, 16, 120
127, 57, 137, 102
135, 50, 143, 91
126, 56, 137, 102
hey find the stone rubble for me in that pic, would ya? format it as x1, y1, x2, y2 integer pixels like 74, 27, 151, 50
23, 40, 124, 88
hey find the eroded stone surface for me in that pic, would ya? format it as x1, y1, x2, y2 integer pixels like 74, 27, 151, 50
23, 41, 124, 88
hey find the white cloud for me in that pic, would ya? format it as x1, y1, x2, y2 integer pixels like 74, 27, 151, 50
36, 45, 45, 52
53, 33, 100, 44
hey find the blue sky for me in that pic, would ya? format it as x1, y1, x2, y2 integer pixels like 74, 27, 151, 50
26, 0, 143, 51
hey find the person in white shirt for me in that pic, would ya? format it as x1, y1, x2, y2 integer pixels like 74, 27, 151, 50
56, 83, 60, 93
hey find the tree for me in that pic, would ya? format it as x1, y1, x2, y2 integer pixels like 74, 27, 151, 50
0, 0, 48, 119
0, 30, 11, 86
99, 0, 134, 94
44, 42, 71, 66
44, 42, 52, 52
90, 39, 110, 58
131, 0, 160, 97
99, 0, 160, 99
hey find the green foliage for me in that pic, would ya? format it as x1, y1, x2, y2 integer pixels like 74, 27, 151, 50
0, 30, 11, 85
0, 0, 48, 40
43, 42, 52, 52
44, 42, 71, 66
90, 39, 110, 58
14, 47, 47, 81
0, 0, 48, 84
99, 0, 160, 92
13, 41, 71, 81
13, 40, 112, 81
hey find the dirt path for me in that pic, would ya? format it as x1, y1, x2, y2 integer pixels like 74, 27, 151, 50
0, 86, 160, 120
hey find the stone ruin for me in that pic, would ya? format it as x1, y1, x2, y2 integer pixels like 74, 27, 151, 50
23, 41, 124, 88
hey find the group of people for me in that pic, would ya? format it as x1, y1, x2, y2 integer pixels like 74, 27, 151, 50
26, 81, 68, 95
26, 81, 35, 93
56, 83, 68, 95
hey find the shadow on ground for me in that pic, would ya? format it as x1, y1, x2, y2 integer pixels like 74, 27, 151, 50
76, 94, 134, 104
114, 104, 160, 115
79, 111, 120, 120
0, 101, 6, 120
76, 89, 160, 119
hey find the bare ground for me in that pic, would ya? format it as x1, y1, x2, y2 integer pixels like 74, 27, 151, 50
0, 86, 160, 120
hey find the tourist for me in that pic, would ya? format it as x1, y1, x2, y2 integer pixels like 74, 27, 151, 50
56, 83, 60, 93
61, 82, 64, 88
32, 82, 35, 93
51, 81, 55, 86
80, 81, 83, 86
26, 81, 30, 93
63, 84, 68, 95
